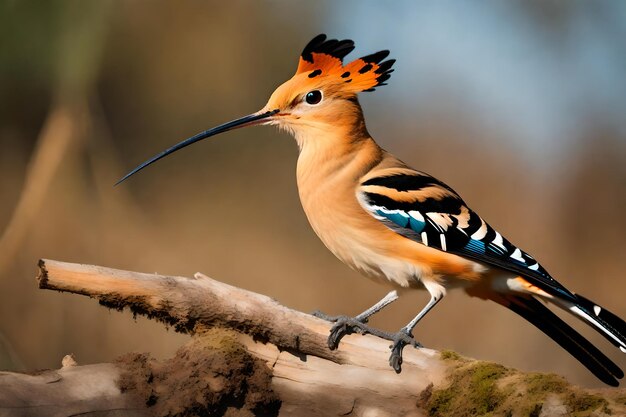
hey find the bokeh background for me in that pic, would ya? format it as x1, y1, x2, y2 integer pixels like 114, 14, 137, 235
1, 1, 625, 388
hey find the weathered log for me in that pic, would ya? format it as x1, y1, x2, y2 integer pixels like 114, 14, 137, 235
34, 259, 446, 416
0, 259, 624, 417
0, 358, 149, 417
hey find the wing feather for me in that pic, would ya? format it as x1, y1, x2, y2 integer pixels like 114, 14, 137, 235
358, 171, 576, 302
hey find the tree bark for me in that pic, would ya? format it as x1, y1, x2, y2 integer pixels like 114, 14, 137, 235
0, 259, 624, 417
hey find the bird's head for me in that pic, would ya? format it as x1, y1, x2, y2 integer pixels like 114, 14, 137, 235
117, 34, 395, 184
261, 34, 394, 139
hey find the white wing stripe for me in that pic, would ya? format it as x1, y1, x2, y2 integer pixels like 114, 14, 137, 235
470, 220, 488, 240
493, 231, 506, 250
408, 210, 424, 222
510, 248, 524, 262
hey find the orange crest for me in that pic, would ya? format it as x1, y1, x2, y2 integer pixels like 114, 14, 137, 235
296, 34, 395, 93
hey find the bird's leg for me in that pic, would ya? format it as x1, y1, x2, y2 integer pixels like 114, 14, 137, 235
313, 290, 399, 349
389, 293, 443, 373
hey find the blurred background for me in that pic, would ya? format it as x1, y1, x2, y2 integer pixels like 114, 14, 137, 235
1, 0, 625, 388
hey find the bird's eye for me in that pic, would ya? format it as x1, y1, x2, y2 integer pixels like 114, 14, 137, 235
304, 90, 323, 105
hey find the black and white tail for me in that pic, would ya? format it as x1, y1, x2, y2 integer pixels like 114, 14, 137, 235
565, 294, 626, 354
489, 292, 625, 386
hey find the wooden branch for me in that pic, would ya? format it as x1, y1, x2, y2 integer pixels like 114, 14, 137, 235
1, 259, 624, 417
36, 259, 445, 371
0, 358, 149, 417
34, 259, 446, 416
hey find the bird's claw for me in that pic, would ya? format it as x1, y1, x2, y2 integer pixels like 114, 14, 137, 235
311, 311, 371, 350
389, 329, 422, 373
328, 315, 371, 349
312, 311, 422, 372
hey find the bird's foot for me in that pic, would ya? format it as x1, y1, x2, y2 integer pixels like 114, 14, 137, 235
312, 311, 375, 350
312, 311, 422, 372
388, 328, 422, 373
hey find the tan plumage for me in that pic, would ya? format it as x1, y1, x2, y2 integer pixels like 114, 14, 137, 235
119, 34, 626, 385
295, 135, 484, 291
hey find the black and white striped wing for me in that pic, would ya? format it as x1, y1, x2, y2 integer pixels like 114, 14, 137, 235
358, 172, 576, 302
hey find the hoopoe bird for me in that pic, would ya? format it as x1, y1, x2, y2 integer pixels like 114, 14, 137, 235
118, 34, 626, 386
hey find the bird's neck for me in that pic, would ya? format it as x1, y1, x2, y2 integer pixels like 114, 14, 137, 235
294, 99, 376, 177
294, 119, 385, 271
295, 125, 383, 196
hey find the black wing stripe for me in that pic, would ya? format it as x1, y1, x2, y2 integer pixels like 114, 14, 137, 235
363, 192, 464, 215
465, 210, 483, 236
363, 173, 458, 194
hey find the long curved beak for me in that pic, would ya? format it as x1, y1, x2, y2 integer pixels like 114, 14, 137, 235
116, 109, 279, 185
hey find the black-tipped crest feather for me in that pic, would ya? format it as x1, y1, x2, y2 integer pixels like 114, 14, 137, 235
301, 34, 395, 92
301, 34, 355, 63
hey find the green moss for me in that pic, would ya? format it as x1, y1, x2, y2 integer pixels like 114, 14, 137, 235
566, 392, 610, 416
422, 355, 624, 416
468, 363, 508, 414
194, 327, 247, 356
427, 385, 456, 415
524, 372, 568, 395
426, 360, 508, 417
440, 350, 462, 361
